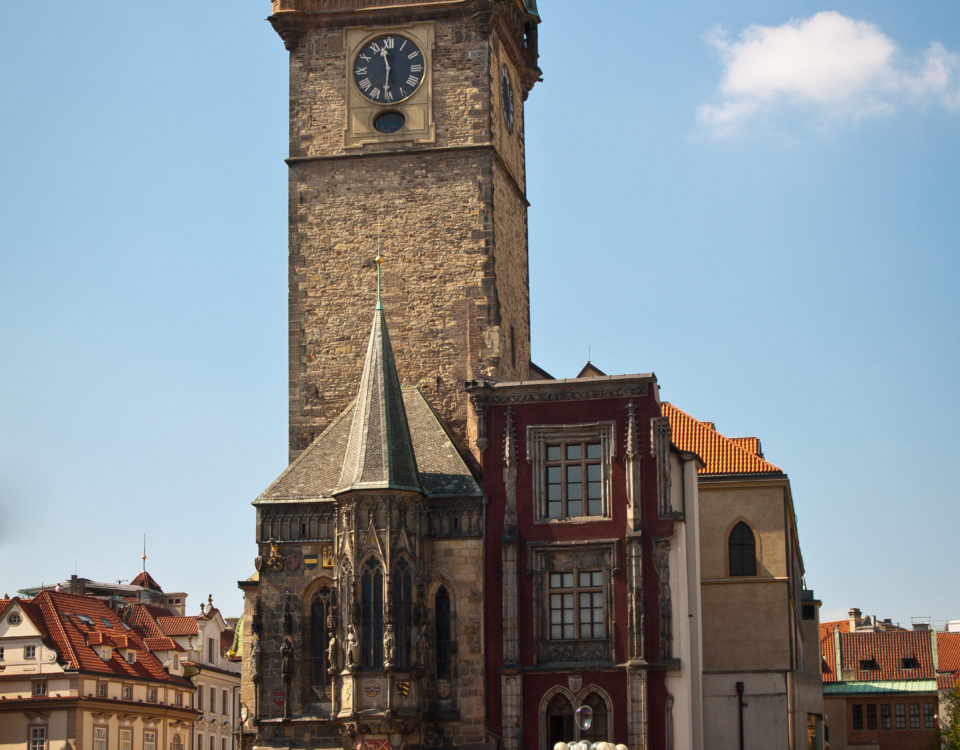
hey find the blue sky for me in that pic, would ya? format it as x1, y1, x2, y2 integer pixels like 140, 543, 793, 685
1, 2, 958, 628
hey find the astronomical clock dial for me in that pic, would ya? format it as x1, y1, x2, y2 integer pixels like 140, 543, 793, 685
353, 34, 425, 104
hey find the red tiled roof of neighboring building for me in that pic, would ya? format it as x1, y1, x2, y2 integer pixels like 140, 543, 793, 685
662, 402, 783, 476
157, 615, 199, 637
820, 620, 850, 640
29, 590, 189, 686
130, 570, 164, 592
938, 632, 960, 689
820, 628, 936, 684
144, 636, 181, 651
124, 602, 172, 639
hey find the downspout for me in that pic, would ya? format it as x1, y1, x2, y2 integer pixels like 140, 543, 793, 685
736, 680, 745, 750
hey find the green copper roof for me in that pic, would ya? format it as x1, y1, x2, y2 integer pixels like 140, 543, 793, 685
525, 0, 539, 17
823, 679, 937, 695
335, 305, 422, 494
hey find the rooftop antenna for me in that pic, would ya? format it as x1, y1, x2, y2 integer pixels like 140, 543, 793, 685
142, 534, 148, 571
587, 345, 591, 363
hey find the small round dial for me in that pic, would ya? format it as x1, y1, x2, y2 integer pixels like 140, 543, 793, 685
501, 64, 515, 133
353, 34, 425, 104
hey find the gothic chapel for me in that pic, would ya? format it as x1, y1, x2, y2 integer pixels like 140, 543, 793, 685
240, 2, 699, 750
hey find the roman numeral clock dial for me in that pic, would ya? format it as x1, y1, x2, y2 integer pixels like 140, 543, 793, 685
353, 34, 425, 106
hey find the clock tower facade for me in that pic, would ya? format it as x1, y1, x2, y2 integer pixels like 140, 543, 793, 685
268, 0, 541, 459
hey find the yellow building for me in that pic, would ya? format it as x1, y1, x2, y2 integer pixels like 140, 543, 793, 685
0, 591, 197, 750
664, 402, 823, 750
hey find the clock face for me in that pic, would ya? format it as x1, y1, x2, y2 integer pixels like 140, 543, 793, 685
353, 34, 425, 105
501, 64, 515, 133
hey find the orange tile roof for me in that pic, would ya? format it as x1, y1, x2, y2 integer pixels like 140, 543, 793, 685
662, 402, 783, 476
130, 570, 163, 592
820, 628, 936, 684
28, 591, 190, 686
938, 632, 960, 689
820, 619, 851, 640
157, 615, 199, 637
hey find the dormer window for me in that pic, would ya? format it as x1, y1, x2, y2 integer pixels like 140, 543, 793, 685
24, 645, 36, 659
124, 650, 136, 664
859, 658, 878, 671
901, 656, 919, 669
100, 646, 112, 661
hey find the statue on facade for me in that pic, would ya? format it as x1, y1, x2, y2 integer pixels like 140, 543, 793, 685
250, 636, 262, 684
327, 630, 339, 674
345, 624, 359, 669
280, 637, 294, 678
383, 623, 395, 668
415, 623, 428, 669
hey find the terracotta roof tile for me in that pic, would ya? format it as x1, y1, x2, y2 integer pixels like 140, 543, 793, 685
662, 403, 782, 476
29, 591, 189, 686
130, 571, 163, 592
938, 632, 960, 689
157, 615, 199, 637
820, 628, 936, 684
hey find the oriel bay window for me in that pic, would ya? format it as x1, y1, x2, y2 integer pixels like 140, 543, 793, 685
527, 422, 615, 521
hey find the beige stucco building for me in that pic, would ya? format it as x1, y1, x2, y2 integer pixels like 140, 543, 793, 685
664, 402, 823, 750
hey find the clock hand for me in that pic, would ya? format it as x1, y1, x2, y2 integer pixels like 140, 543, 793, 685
380, 48, 391, 90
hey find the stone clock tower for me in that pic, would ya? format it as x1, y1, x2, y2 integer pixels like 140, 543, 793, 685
267, 0, 542, 459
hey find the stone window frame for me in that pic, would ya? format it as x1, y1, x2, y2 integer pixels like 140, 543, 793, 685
529, 540, 618, 665
143, 730, 157, 750
527, 422, 616, 523
28, 725, 47, 750
538, 685, 614, 750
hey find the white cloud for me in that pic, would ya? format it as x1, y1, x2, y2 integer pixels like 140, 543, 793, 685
698, 11, 960, 135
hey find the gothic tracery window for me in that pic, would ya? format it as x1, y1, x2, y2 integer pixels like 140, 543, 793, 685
393, 558, 413, 669
361, 558, 384, 668
435, 586, 451, 680
545, 694, 573, 748
310, 587, 332, 696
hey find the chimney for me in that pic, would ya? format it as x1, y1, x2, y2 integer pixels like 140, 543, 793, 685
849, 608, 861, 630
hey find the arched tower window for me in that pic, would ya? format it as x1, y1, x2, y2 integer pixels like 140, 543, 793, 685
393, 558, 413, 669
310, 587, 332, 696
361, 558, 384, 667
545, 693, 573, 748
435, 586, 451, 680
729, 521, 757, 577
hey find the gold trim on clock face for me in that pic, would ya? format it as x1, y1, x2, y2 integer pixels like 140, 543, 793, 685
353, 34, 425, 104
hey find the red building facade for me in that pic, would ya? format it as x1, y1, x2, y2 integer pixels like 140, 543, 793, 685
469, 373, 698, 750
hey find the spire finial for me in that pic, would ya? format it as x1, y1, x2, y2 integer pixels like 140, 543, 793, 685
142, 534, 147, 571
375, 220, 383, 310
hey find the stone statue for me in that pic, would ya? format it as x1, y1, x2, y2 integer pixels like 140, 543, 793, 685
327, 631, 339, 674
415, 623, 428, 668
250, 637, 261, 683
280, 638, 294, 678
345, 624, 359, 669
383, 623, 395, 668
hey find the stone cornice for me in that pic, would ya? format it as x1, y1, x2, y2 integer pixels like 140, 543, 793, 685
467, 373, 655, 406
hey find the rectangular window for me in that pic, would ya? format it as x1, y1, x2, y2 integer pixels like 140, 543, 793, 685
549, 570, 605, 640
174, 691, 182, 706
147, 688, 157, 703
96, 683, 108, 698
197, 734, 203, 750
124, 650, 136, 664
545, 441, 603, 518
852, 704, 863, 730
222, 689, 228, 715
0, 647, 4, 659
144, 731, 156, 750
895, 703, 905, 729
867, 704, 877, 730
910, 703, 920, 729
24, 645, 36, 659
121, 685, 133, 700
881, 703, 891, 729
210, 687, 216, 713
33, 681, 47, 697
94, 727, 107, 750
208, 638, 216, 663
209, 736, 215, 750
925, 703, 935, 729
197, 687, 204, 710
119, 728, 132, 750
29, 726, 47, 750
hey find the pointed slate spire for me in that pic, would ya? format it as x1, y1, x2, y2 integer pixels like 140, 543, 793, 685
335, 259, 422, 495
